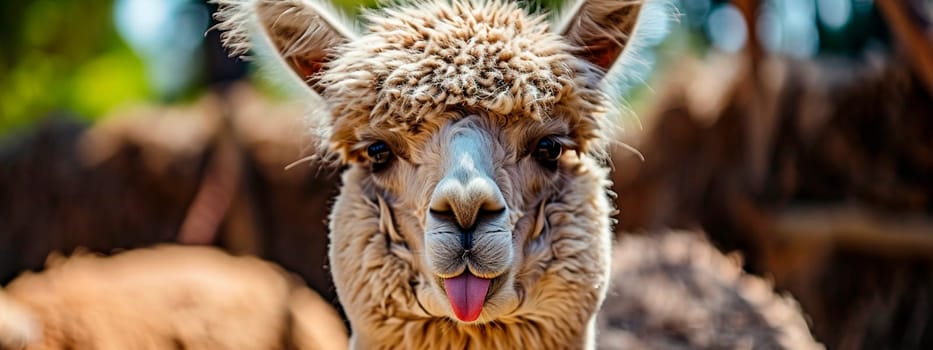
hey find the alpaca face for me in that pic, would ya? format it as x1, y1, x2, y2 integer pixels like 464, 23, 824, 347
216, 0, 644, 342
354, 112, 584, 322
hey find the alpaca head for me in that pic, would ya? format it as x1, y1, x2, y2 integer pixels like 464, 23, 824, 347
216, 0, 644, 344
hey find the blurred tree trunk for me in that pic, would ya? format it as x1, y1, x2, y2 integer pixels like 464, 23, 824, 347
611, 42, 933, 350
0, 86, 340, 305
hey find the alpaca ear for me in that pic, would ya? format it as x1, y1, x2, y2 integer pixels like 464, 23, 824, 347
555, 0, 644, 75
214, 0, 356, 95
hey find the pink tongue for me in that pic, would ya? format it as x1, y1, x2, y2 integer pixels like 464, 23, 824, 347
443, 273, 491, 322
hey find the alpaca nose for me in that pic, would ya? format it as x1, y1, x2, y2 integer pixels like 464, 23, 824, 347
429, 174, 506, 232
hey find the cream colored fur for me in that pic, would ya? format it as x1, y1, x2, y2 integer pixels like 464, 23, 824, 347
214, 0, 644, 348
0, 246, 347, 350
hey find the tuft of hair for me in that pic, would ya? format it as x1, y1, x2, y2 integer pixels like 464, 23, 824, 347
212, 0, 357, 58
211, 0, 357, 149
0, 290, 40, 349
211, 0, 356, 89
554, 0, 676, 142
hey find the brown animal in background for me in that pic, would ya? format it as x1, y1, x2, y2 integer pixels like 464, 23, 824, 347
598, 231, 822, 349
0, 246, 347, 350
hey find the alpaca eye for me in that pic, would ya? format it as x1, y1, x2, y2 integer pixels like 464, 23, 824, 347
533, 136, 563, 167
367, 141, 393, 171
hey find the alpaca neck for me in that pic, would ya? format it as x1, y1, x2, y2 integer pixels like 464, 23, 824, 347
351, 314, 597, 349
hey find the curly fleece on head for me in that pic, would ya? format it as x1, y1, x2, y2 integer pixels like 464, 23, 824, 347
215, 0, 617, 160
324, 1, 603, 120
321, 0, 611, 159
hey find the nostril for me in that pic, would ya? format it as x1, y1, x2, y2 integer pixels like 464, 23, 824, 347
429, 176, 507, 230
429, 206, 506, 233
476, 207, 506, 222
429, 208, 456, 221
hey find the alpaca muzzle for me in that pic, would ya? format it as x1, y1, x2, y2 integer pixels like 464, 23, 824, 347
425, 125, 514, 277
421, 125, 515, 323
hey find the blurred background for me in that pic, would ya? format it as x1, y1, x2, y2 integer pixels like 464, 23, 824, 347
1, 0, 931, 349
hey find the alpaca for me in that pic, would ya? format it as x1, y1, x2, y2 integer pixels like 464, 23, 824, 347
215, 0, 645, 348
0, 246, 347, 350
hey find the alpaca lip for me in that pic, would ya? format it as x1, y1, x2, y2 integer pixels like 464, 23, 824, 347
443, 273, 491, 322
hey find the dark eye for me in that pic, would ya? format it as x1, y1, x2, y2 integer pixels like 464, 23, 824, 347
533, 136, 563, 168
367, 141, 393, 171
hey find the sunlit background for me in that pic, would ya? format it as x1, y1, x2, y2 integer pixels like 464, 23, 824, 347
0, 0, 898, 135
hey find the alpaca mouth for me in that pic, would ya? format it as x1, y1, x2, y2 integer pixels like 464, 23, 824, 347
443, 272, 489, 322
439, 273, 505, 322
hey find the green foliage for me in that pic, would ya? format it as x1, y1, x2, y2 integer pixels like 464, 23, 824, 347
331, 0, 381, 14
0, 0, 617, 137
0, 0, 151, 135
0, 0, 394, 136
